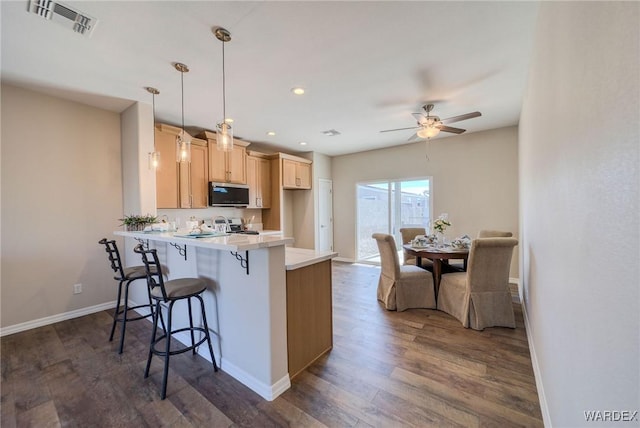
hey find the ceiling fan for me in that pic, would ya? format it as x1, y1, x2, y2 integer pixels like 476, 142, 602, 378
380, 104, 481, 141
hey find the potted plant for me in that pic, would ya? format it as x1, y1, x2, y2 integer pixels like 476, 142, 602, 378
119, 214, 158, 231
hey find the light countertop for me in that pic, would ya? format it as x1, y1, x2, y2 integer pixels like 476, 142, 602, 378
285, 247, 338, 271
115, 230, 294, 251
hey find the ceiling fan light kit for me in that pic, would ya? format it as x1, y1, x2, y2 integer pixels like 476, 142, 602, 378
214, 26, 234, 152
380, 103, 481, 141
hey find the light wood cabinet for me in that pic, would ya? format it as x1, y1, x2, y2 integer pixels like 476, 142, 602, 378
286, 260, 333, 379
198, 131, 248, 184
282, 158, 312, 189
247, 153, 272, 209
155, 124, 180, 209
155, 124, 208, 209
181, 138, 209, 208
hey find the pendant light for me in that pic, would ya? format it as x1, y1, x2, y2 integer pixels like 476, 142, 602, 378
145, 86, 160, 169
214, 27, 234, 152
174, 62, 191, 163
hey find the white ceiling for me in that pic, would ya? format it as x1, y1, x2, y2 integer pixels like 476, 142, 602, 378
1, 1, 539, 156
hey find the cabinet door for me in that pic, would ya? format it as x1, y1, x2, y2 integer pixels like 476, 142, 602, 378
228, 145, 247, 184
246, 156, 260, 208
155, 128, 179, 208
259, 158, 272, 208
208, 147, 227, 183
297, 162, 312, 189
282, 159, 298, 188
189, 142, 209, 208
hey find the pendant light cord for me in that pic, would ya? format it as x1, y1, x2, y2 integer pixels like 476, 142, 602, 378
221, 39, 226, 123
181, 70, 185, 134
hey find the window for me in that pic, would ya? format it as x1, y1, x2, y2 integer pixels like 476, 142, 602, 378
356, 178, 432, 262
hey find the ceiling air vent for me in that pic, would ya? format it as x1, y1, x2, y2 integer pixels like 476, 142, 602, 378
322, 129, 341, 137
29, 0, 97, 36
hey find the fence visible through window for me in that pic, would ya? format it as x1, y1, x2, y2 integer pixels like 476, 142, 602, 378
356, 178, 432, 263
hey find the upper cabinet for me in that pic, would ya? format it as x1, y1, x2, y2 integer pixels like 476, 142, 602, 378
198, 131, 248, 184
155, 124, 209, 209
282, 156, 312, 190
247, 152, 272, 209
155, 124, 181, 209
184, 137, 209, 209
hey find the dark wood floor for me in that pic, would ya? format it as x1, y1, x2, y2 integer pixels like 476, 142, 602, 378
1, 262, 542, 427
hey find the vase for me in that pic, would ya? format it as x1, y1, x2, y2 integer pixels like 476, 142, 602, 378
437, 231, 446, 248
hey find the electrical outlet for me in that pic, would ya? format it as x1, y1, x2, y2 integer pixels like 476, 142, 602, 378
73, 283, 82, 294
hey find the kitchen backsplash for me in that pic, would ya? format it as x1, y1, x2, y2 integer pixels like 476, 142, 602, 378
157, 207, 264, 229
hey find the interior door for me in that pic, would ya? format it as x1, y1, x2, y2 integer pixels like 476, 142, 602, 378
318, 179, 333, 251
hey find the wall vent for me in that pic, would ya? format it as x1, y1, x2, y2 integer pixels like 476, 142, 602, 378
29, 0, 97, 36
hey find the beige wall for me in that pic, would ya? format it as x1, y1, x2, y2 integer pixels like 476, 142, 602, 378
1, 84, 123, 328
519, 2, 639, 426
332, 126, 520, 277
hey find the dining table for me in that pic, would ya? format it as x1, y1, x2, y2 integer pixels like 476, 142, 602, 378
402, 244, 469, 297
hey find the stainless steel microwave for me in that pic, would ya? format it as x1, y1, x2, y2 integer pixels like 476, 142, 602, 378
209, 182, 250, 207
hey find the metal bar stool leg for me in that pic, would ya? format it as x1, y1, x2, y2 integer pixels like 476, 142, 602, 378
145, 300, 161, 379
188, 298, 196, 355
197, 294, 219, 372
109, 280, 124, 342
161, 301, 174, 400
118, 279, 133, 354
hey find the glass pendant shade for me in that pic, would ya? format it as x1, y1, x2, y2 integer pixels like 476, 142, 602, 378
216, 121, 233, 152
417, 125, 441, 139
146, 86, 160, 170
148, 151, 160, 169
176, 130, 191, 163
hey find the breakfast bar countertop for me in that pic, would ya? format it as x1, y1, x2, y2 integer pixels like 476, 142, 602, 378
285, 247, 338, 270
115, 230, 294, 251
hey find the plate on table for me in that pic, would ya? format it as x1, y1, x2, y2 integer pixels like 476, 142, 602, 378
174, 232, 228, 239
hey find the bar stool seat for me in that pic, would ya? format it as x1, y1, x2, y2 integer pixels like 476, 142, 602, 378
134, 244, 218, 400
99, 238, 158, 354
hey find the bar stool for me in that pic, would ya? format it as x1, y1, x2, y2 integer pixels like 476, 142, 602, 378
98, 238, 159, 354
133, 244, 218, 399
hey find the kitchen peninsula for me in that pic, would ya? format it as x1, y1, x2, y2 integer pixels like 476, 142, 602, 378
115, 230, 336, 401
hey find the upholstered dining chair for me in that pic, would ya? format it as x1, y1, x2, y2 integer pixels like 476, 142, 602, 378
477, 230, 513, 238
372, 233, 436, 311
437, 237, 518, 330
399, 227, 433, 271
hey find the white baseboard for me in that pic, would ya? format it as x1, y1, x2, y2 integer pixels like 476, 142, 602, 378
521, 301, 551, 427
221, 358, 291, 401
0, 301, 117, 337
133, 301, 291, 402
332, 256, 356, 263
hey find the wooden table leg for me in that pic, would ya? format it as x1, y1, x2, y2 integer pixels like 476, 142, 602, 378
432, 259, 442, 299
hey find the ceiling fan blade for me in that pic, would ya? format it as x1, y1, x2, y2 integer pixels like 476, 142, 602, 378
411, 112, 426, 124
407, 133, 420, 142
380, 126, 419, 133
440, 111, 481, 124
438, 125, 466, 134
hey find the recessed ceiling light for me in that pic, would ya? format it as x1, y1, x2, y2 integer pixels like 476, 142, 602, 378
291, 87, 305, 95
266, 131, 276, 136
299, 141, 308, 146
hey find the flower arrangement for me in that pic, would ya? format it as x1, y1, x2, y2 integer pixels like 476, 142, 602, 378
433, 214, 451, 234
119, 214, 158, 231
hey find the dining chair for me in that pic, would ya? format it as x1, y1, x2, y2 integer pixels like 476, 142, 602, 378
437, 237, 518, 330
372, 233, 436, 311
477, 230, 513, 238
399, 227, 434, 271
